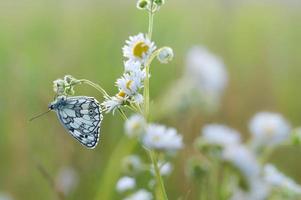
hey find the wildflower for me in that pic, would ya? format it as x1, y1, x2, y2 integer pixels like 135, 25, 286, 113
124, 60, 142, 73
264, 164, 301, 194
55, 167, 79, 196
116, 73, 143, 96
223, 145, 268, 199
123, 33, 156, 65
157, 47, 174, 64
125, 114, 146, 138
231, 180, 269, 200
185, 46, 228, 98
133, 93, 144, 104
101, 96, 124, 114
124, 189, 153, 200
116, 176, 136, 193
201, 124, 241, 147
122, 155, 143, 174
249, 112, 291, 148
142, 124, 183, 152
222, 145, 260, 181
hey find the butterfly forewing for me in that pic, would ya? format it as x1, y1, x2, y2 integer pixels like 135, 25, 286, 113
55, 96, 103, 149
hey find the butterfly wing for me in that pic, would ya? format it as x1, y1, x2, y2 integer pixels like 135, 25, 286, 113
56, 96, 103, 149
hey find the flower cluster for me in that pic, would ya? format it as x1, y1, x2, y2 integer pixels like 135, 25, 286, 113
53, 75, 79, 96
116, 114, 183, 199
190, 111, 299, 199
102, 33, 155, 114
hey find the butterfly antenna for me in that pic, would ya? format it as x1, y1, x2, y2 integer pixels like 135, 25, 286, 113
29, 110, 51, 122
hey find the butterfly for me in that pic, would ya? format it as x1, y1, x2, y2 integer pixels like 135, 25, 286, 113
48, 96, 103, 149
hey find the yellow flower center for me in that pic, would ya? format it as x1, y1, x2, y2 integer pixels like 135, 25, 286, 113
117, 91, 126, 98
133, 42, 149, 58
126, 80, 133, 90
152, 135, 161, 142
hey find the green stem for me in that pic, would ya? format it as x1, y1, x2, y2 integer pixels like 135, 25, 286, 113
78, 79, 110, 98
149, 150, 169, 200
143, 2, 168, 199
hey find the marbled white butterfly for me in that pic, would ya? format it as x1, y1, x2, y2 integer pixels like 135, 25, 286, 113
49, 96, 103, 149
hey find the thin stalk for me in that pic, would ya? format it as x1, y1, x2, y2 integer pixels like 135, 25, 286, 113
78, 79, 110, 98
149, 150, 169, 200
143, 2, 168, 199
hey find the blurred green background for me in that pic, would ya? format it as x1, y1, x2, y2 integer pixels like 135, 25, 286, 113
0, 0, 301, 199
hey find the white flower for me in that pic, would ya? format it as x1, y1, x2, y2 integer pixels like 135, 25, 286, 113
55, 167, 79, 196
224, 145, 269, 200
150, 162, 173, 176
124, 189, 153, 200
101, 96, 124, 114
223, 145, 260, 180
123, 33, 156, 65
231, 180, 269, 200
116, 73, 143, 96
124, 60, 142, 73
125, 114, 146, 138
202, 124, 241, 147
116, 176, 136, 193
157, 47, 174, 64
133, 93, 144, 104
249, 112, 291, 147
122, 155, 143, 173
142, 124, 183, 152
264, 164, 301, 194
185, 46, 228, 97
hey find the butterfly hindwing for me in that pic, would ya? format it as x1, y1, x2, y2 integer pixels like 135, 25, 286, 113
55, 96, 103, 149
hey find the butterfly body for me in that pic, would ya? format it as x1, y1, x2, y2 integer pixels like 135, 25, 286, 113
49, 96, 103, 149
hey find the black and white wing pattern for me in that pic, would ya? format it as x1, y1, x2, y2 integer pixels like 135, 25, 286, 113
56, 96, 103, 149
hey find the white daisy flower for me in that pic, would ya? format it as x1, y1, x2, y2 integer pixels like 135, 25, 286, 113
124, 189, 153, 200
124, 60, 142, 73
125, 114, 146, 138
222, 144, 260, 180
116, 176, 136, 193
185, 46, 228, 98
122, 155, 143, 173
116, 73, 143, 96
231, 179, 269, 200
123, 33, 156, 65
133, 93, 144, 104
249, 112, 291, 148
101, 95, 124, 114
142, 124, 183, 152
264, 164, 301, 194
202, 124, 241, 147
55, 167, 79, 196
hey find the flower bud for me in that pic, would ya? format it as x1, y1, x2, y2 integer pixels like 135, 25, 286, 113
53, 79, 66, 95
186, 157, 209, 181
136, 0, 150, 10
154, 0, 165, 6
291, 128, 301, 146
157, 47, 174, 64
122, 155, 143, 174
